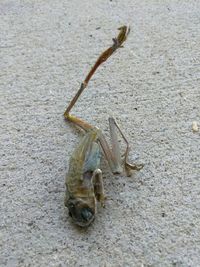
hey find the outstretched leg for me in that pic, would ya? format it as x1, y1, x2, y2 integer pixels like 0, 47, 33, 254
64, 26, 130, 131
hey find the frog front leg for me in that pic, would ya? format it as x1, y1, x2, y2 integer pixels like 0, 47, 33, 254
92, 169, 106, 207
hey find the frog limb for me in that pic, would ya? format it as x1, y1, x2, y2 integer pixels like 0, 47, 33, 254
92, 169, 105, 207
64, 26, 130, 123
108, 117, 144, 176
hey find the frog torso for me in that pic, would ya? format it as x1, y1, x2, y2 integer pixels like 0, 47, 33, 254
65, 129, 101, 201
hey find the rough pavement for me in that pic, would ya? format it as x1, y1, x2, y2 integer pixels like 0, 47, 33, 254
1, 1, 200, 266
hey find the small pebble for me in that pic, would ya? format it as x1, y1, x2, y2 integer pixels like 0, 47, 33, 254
192, 121, 199, 132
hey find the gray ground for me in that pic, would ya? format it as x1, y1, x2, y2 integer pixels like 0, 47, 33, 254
0, 0, 200, 266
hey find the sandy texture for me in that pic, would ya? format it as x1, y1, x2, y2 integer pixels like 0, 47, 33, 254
1, 1, 200, 266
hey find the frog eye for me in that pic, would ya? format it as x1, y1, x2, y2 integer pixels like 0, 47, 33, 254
80, 208, 93, 222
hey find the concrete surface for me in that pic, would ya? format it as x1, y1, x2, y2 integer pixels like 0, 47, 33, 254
0, 0, 200, 266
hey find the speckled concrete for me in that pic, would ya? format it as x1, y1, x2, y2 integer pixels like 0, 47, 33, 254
0, 1, 200, 266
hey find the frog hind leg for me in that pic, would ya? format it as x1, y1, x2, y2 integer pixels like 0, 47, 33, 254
97, 117, 144, 177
